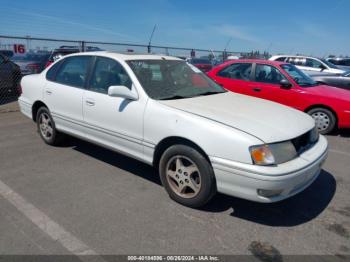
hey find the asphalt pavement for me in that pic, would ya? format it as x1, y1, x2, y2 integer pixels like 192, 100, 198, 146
0, 105, 349, 257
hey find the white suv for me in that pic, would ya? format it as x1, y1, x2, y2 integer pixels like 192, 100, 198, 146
270, 55, 345, 75
18, 52, 328, 207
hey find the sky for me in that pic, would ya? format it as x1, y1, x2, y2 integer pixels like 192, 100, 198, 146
0, 0, 349, 57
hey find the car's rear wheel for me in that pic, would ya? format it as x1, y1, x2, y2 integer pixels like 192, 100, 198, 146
159, 144, 216, 208
36, 107, 64, 145
308, 107, 336, 135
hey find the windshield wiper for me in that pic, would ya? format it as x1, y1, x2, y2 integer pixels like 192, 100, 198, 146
299, 83, 319, 87
197, 91, 226, 96
159, 90, 226, 100
159, 95, 191, 100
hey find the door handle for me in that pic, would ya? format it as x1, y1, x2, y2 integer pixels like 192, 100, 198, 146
252, 87, 261, 92
45, 90, 52, 95
85, 100, 95, 106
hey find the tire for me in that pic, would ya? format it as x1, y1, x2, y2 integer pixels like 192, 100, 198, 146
36, 107, 65, 146
159, 144, 216, 208
307, 107, 336, 135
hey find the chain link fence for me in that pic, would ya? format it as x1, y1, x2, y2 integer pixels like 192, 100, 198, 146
0, 35, 245, 109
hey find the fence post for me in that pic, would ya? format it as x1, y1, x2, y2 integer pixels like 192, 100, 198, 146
81, 41, 86, 52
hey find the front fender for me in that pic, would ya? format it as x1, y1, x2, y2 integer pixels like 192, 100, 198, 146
143, 100, 262, 165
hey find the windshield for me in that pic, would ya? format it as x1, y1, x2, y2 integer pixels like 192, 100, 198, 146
127, 59, 226, 100
320, 59, 339, 69
281, 64, 318, 87
190, 58, 211, 64
12, 53, 49, 62
0, 50, 14, 58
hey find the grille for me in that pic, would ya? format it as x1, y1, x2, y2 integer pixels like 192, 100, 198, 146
291, 128, 319, 155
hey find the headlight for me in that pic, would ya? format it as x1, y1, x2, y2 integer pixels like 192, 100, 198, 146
250, 141, 298, 166
250, 145, 275, 166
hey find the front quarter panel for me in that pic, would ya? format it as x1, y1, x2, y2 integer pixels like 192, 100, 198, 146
143, 99, 263, 165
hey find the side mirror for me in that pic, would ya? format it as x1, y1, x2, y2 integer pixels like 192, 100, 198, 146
319, 64, 327, 71
280, 79, 292, 89
108, 85, 138, 100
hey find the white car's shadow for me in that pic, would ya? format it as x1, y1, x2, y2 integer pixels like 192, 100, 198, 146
202, 170, 336, 226
328, 129, 350, 138
64, 136, 336, 227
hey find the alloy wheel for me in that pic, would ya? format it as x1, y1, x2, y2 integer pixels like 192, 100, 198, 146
39, 112, 53, 140
165, 155, 201, 199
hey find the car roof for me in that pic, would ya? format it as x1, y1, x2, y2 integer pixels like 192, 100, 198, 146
271, 55, 322, 60
224, 59, 287, 66
63, 51, 182, 61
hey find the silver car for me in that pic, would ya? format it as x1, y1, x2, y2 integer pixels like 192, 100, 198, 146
269, 55, 346, 75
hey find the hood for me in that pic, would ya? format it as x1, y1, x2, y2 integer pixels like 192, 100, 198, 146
159, 92, 315, 143
307, 84, 350, 99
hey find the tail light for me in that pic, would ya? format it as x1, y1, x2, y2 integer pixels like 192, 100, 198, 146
45, 61, 53, 68
17, 84, 22, 96
26, 63, 40, 74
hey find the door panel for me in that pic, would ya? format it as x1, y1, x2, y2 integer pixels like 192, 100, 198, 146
214, 63, 253, 95
0, 59, 14, 89
83, 89, 145, 160
82, 56, 145, 160
44, 81, 86, 136
43, 56, 92, 137
251, 64, 301, 109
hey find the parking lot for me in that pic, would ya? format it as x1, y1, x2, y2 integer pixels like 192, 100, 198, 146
0, 103, 349, 257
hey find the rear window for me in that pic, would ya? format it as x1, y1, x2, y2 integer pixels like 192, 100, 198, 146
275, 57, 286, 62
54, 56, 91, 88
190, 59, 211, 64
46, 60, 63, 81
330, 59, 350, 66
0, 50, 14, 58
49, 50, 80, 62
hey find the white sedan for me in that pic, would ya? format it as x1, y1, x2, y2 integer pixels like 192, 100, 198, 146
18, 52, 328, 207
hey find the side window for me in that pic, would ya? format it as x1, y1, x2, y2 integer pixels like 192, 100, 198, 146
88, 57, 132, 94
46, 60, 63, 81
344, 60, 350, 66
305, 58, 323, 69
287, 57, 305, 66
217, 63, 252, 81
286, 57, 296, 65
0, 55, 5, 64
55, 56, 91, 88
275, 57, 286, 62
255, 64, 287, 85
327, 59, 337, 65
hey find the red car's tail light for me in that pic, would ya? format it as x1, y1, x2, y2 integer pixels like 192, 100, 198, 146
26, 63, 40, 74
45, 61, 53, 68
17, 84, 22, 95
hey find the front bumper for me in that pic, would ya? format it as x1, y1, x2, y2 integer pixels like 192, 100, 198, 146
338, 110, 350, 129
210, 135, 328, 203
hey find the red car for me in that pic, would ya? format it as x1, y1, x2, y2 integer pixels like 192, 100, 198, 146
188, 58, 212, 72
207, 59, 350, 134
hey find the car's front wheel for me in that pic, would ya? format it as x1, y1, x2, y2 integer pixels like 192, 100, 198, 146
308, 107, 336, 135
36, 107, 65, 145
159, 144, 216, 208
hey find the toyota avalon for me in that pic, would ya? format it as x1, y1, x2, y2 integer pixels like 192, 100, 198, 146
18, 52, 328, 207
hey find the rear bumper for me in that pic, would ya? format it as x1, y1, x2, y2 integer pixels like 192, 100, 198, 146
18, 97, 32, 119
210, 135, 328, 203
